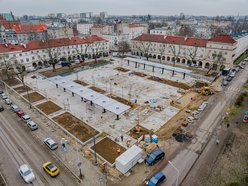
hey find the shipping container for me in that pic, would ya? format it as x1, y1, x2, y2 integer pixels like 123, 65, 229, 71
115, 145, 143, 174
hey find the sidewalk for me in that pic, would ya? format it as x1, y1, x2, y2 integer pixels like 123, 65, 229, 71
6, 84, 106, 186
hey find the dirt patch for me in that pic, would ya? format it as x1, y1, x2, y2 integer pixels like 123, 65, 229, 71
128, 125, 153, 139
36, 101, 62, 115
107, 94, 137, 108
14, 86, 32, 94
148, 76, 191, 90
53, 112, 99, 143
4, 78, 21, 86
91, 137, 126, 164
157, 94, 205, 140
133, 71, 147, 77
40, 67, 73, 78
74, 80, 89, 86
114, 67, 130, 72
89, 86, 106, 94
23, 92, 45, 103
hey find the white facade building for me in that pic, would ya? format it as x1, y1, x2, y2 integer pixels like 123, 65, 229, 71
102, 34, 130, 49
131, 34, 243, 70
0, 35, 110, 70
77, 23, 94, 35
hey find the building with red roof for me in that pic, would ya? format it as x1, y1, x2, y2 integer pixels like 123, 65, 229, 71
131, 33, 239, 70
0, 35, 110, 70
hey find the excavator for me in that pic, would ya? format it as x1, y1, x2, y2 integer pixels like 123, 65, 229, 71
198, 86, 215, 96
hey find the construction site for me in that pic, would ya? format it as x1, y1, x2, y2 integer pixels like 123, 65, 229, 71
10, 57, 216, 181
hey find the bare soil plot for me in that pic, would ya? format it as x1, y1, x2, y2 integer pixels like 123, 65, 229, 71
148, 76, 191, 90
128, 125, 153, 139
40, 67, 73, 78
36, 101, 62, 115
89, 86, 106, 94
133, 71, 147, 77
74, 80, 89, 86
114, 67, 130, 72
107, 94, 137, 108
23, 92, 45, 103
53, 112, 99, 143
14, 86, 32, 94
90, 137, 126, 164
4, 78, 21, 86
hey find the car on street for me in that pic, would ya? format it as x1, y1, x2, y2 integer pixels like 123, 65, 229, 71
145, 148, 165, 166
243, 115, 248, 123
44, 137, 58, 150
22, 114, 32, 123
239, 64, 245, 69
0, 105, 4, 112
4, 98, 12, 105
42, 162, 60, 177
16, 110, 25, 118
226, 76, 232, 81
27, 120, 38, 130
0, 90, 4, 94
191, 64, 198, 68
241, 61, 246, 66
18, 164, 35, 183
146, 172, 166, 186
11, 104, 20, 112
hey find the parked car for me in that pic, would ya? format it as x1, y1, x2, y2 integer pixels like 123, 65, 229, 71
230, 72, 236, 78
11, 104, 20, 112
22, 114, 32, 123
0, 93, 8, 100
235, 66, 240, 72
61, 61, 71, 67
42, 162, 60, 177
243, 115, 248, 123
0, 105, 4, 112
27, 121, 38, 130
0, 90, 4, 94
18, 164, 35, 183
226, 76, 232, 81
222, 80, 228, 86
16, 110, 25, 118
191, 64, 198, 68
239, 64, 245, 69
146, 172, 166, 186
145, 149, 165, 166
4, 98, 12, 105
44, 137, 58, 150
241, 61, 246, 66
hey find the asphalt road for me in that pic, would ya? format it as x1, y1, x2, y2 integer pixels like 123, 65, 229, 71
161, 64, 248, 186
0, 102, 80, 186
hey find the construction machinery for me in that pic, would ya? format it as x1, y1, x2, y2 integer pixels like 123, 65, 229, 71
198, 86, 215, 96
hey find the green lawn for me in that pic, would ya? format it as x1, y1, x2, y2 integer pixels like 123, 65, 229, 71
234, 52, 248, 65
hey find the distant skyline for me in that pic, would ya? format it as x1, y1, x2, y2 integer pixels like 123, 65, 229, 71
0, 0, 247, 17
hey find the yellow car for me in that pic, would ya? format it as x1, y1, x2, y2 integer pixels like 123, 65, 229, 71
42, 162, 60, 177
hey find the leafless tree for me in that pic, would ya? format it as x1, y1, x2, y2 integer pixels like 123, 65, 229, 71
117, 41, 130, 56
38, 36, 62, 72
133, 41, 152, 60
178, 25, 195, 37
158, 44, 167, 63
206, 52, 224, 75
0, 53, 16, 80
169, 44, 181, 66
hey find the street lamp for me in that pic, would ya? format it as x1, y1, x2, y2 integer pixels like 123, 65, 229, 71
168, 160, 179, 186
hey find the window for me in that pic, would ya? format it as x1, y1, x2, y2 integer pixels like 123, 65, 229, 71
32, 57, 35, 60
26, 58, 29, 62
20, 59, 24, 63
19, 53, 22, 56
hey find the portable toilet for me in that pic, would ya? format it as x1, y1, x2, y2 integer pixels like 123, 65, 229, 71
151, 135, 158, 143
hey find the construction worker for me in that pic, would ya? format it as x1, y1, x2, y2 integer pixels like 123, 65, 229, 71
216, 138, 220, 145
134, 126, 141, 134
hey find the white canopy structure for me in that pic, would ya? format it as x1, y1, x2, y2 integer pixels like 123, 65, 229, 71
123, 57, 192, 74
49, 76, 131, 118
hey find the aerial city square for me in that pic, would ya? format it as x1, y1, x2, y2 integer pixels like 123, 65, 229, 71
0, 0, 248, 186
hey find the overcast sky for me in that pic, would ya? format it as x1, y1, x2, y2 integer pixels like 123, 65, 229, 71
0, 0, 247, 16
